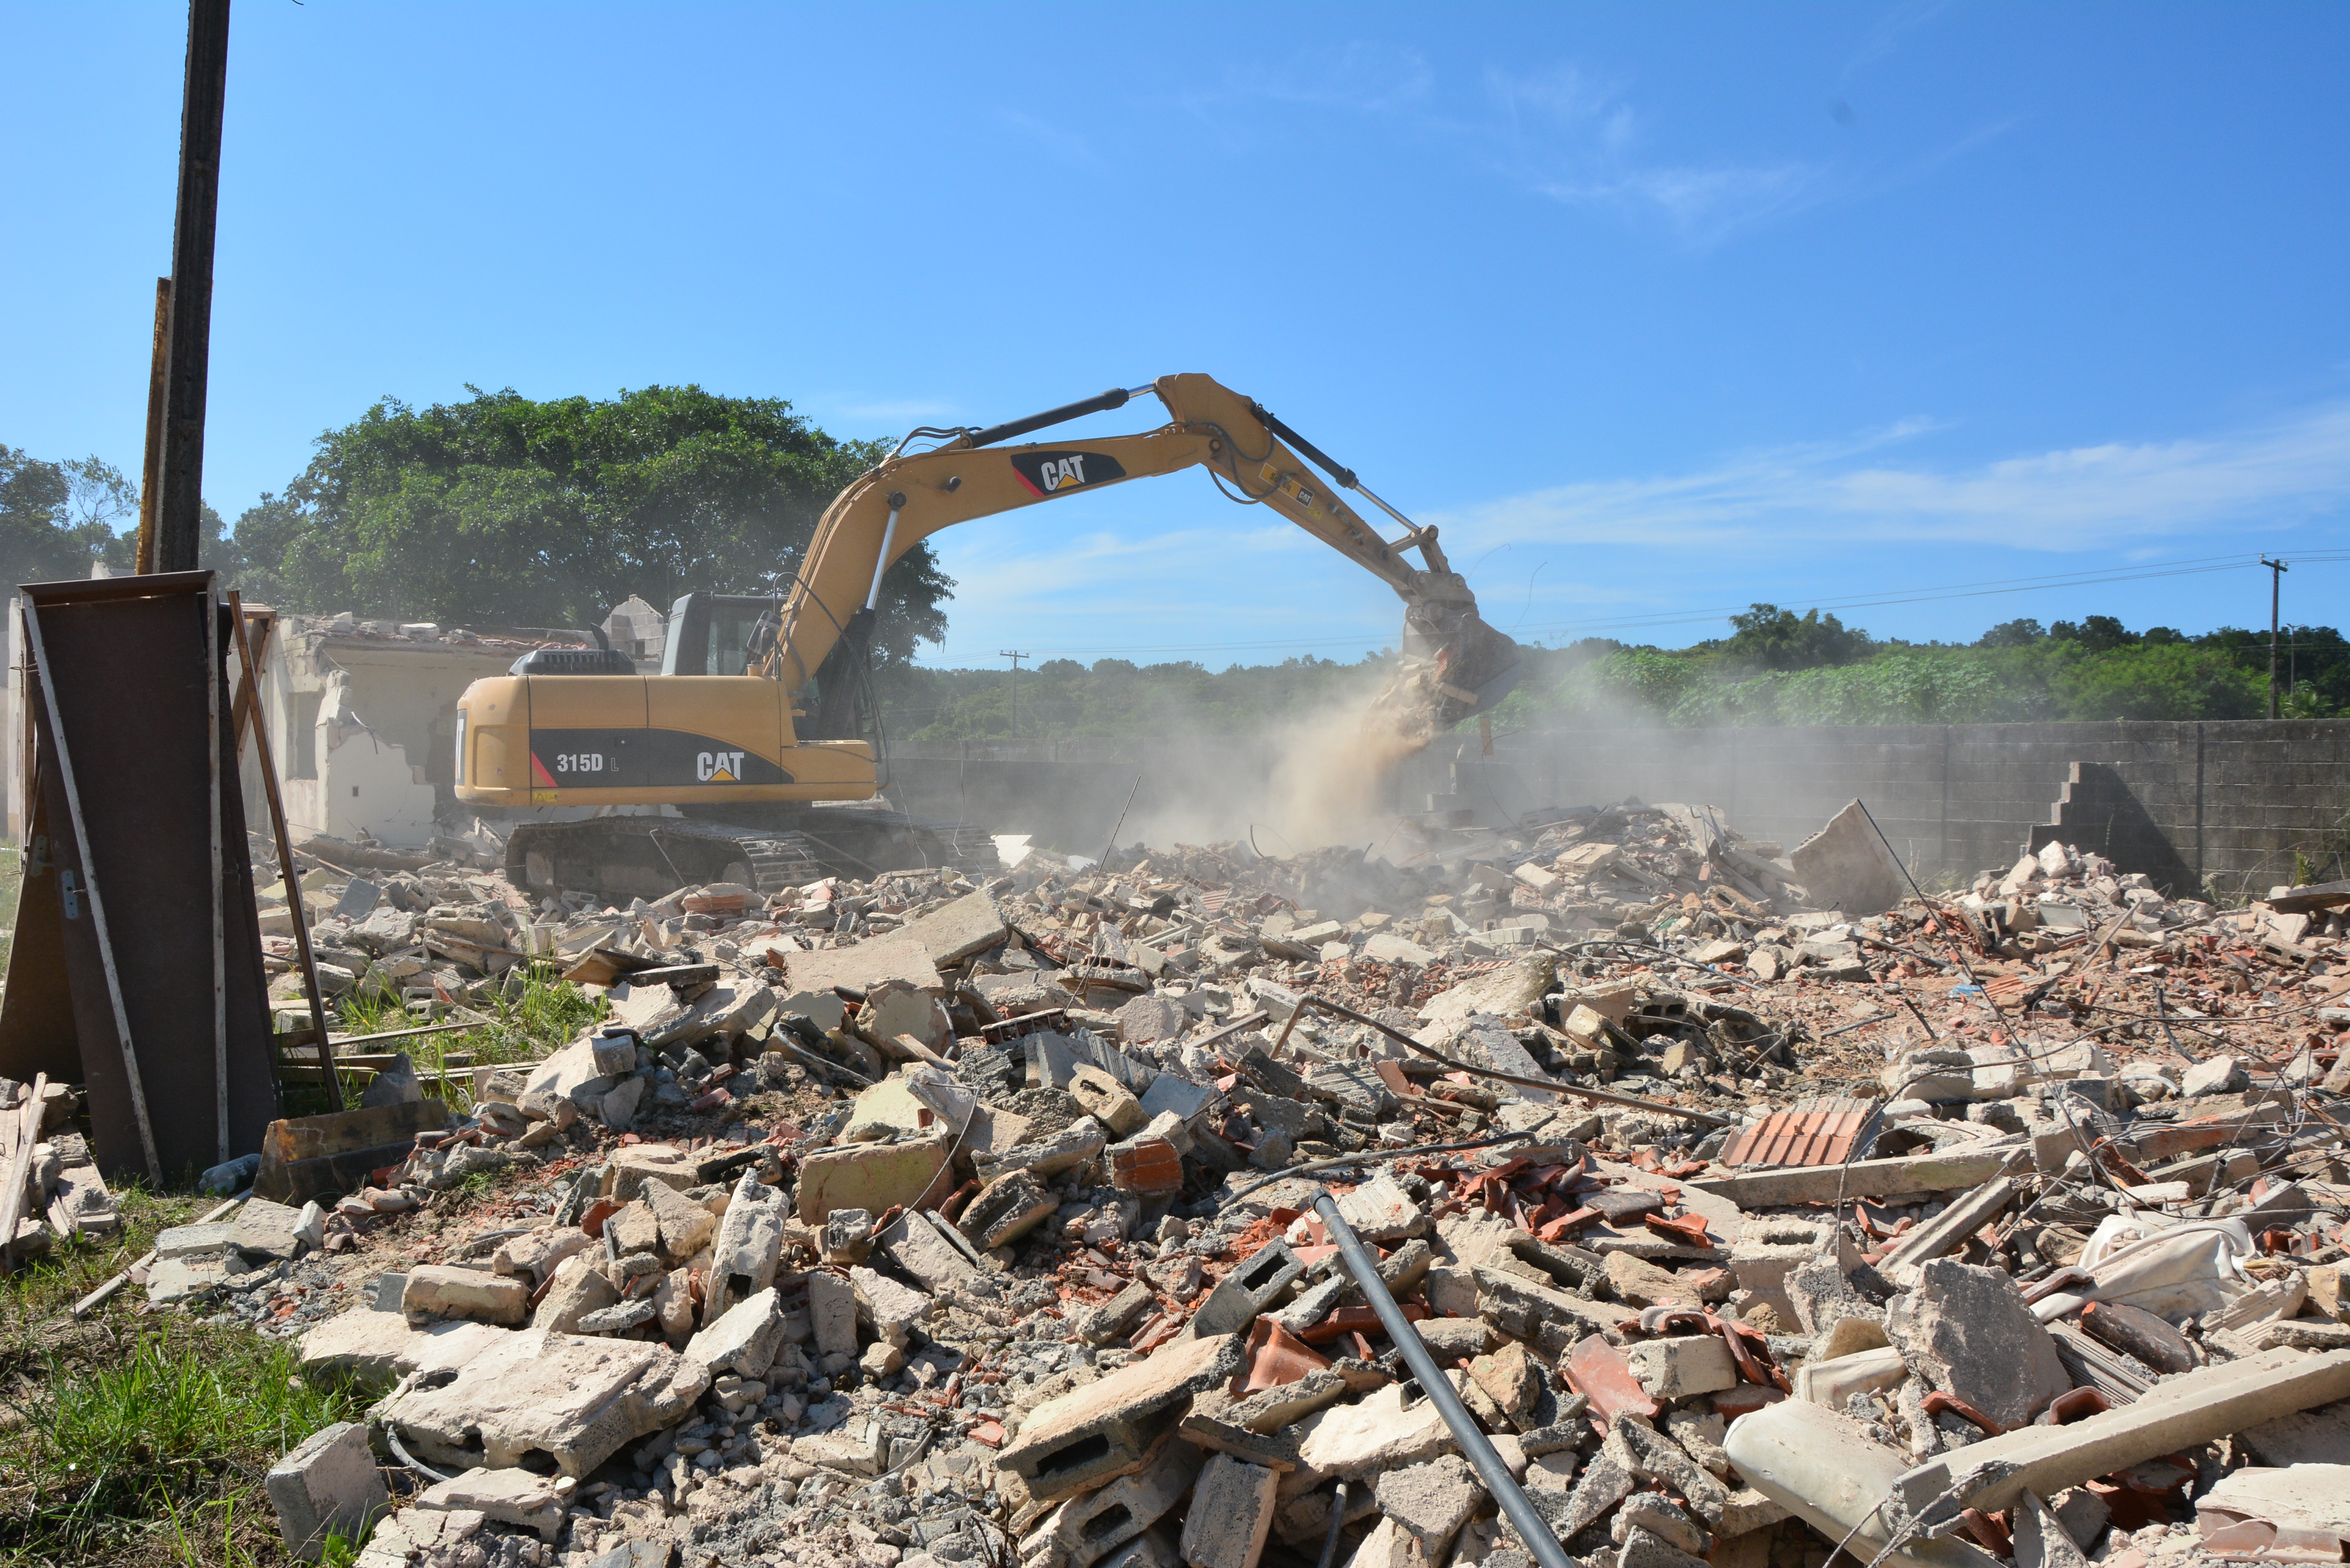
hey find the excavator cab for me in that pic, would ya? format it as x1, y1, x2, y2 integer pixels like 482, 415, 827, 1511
660, 593, 780, 678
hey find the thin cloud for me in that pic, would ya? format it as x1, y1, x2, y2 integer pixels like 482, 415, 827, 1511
998, 110, 1102, 168
1437, 403, 2350, 552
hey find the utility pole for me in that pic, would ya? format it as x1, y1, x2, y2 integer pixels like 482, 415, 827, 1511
2262, 557, 2289, 719
153, 0, 232, 573
999, 650, 1028, 741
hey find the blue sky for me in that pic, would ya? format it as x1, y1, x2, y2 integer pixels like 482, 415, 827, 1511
4, 2, 2346, 666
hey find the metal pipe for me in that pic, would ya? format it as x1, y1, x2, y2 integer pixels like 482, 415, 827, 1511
1311, 1190, 1573, 1568
1316, 1478, 1352, 1568
866, 494, 903, 610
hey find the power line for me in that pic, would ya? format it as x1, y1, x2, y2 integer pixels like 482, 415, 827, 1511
923, 548, 2350, 662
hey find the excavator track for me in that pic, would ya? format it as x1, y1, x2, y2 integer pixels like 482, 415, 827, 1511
504, 809, 994, 905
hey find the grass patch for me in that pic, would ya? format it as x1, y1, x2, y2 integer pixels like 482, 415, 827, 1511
0, 1189, 367, 1566
287, 967, 607, 1118
0, 853, 20, 981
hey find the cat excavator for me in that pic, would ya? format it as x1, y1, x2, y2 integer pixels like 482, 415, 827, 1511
452, 372, 1521, 901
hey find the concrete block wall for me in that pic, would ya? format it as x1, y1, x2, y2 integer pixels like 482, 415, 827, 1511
883, 719, 2350, 898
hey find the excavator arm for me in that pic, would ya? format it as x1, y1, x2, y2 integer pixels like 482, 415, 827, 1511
767, 373, 1520, 742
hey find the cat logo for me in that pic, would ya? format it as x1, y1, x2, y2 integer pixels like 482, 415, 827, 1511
1011, 449, 1127, 499
696, 750, 748, 782
1259, 461, 1319, 511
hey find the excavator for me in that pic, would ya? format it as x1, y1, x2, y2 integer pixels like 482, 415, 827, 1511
452, 373, 1521, 901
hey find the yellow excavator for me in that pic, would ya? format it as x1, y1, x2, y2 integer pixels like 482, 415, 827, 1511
453, 373, 1520, 900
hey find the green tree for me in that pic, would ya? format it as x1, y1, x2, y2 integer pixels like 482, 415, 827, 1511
1978, 617, 2046, 648
0, 446, 146, 585
1711, 604, 1874, 671
236, 386, 953, 666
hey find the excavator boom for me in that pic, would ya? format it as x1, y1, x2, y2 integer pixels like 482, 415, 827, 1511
768, 373, 1520, 732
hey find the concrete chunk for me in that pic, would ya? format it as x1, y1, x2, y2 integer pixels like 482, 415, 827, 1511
377, 1325, 708, 1480
413, 1466, 566, 1541
642, 1178, 716, 1261
231, 1198, 308, 1262
267, 1421, 388, 1561
900, 888, 1011, 965
684, 1287, 786, 1378
876, 1206, 979, 1294
796, 1132, 952, 1223
809, 1270, 858, 1358
1883, 1259, 2069, 1431
1180, 1454, 1278, 1568
1375, 1453, 1483, 1550
1789, 800, 1908, 915
1625, 1334, 1737, 1401
401, 1265, 528, 1327
297, 1306, 507, 1392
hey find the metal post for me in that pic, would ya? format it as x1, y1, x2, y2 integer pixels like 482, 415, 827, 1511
999, 649, 1027, 741
134, 277, 171, 574
230, 594, 341, 1109
155, 0, 232, 572
1311, 1191, 1573, 1568
2262, 556, 2289, 719
204, 581, 227, 1162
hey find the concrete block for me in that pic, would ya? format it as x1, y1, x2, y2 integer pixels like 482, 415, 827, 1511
1069, 1065, 1148, 1137
960, 1168, 1058, 1250
1179, 1454, 1278, 1568
704, 1173, 787, 1323
1192, 1240, 1305, 1336
795, 1132, 952, 1223
1029, 1439, 1202, 1568
401, 1265, 529, 1327
996, 1331, 1246, 1502
267, 1421, 388, 1561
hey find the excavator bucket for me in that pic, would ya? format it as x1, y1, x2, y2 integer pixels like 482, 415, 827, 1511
1378, 599, 1523, 747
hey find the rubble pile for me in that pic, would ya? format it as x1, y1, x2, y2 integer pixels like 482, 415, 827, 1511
116, 800, 2350, 1568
